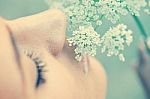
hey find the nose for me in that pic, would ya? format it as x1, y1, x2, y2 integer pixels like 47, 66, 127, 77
6, 9, 67, 55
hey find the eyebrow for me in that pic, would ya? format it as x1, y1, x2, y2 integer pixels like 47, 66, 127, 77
6, 25, 26, 82
6, 25, 21, 66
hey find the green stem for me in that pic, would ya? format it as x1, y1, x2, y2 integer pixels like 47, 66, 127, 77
132, 16, 150, 54
133, 16, 148, 39
100, 15, 104, 20
145, 0, 149, 3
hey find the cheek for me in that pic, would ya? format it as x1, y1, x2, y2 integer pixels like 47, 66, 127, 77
0, 60, 23, 99
20, 54, 37, 89
0, 73, 23, 99
17, 54, 38, 99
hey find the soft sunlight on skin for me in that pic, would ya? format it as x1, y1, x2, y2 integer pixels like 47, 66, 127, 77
0, 9, 107, 99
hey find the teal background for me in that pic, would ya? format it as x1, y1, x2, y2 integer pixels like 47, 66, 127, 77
0, 0, 149, 99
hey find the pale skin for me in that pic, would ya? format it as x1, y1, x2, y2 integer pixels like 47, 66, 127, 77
0, 9, 107, 99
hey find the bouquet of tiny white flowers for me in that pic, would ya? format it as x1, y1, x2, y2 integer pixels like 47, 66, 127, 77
46, 0, 150, 62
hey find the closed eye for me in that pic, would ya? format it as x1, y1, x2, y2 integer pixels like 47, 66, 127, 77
23, 49, 46, 88
35, 60, 46, 87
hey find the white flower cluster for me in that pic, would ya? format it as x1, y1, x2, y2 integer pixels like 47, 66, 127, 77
45, 0, 139, 62
144, 1, 150, 14
67, 25, 100, 61
126, 0, 147, 16
96, 0, 128, 23
100, 24, 133, 61
63, 0, 103, 31
47, 0, 147, 24
61, 0, 147, 25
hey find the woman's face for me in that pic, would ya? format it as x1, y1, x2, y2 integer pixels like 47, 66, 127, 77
0, 9, 106, 99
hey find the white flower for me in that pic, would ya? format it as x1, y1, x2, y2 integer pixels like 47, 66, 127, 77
100, 24, 133, 61
67, 25, 100, 61
126, 0, 147, 16
63, 0, 104, 31
45, 0, 137, 62
96, 0, 128, 23
119, 54, 125, 62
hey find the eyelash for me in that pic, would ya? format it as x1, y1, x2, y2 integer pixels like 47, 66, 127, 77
23, 50, 46, 87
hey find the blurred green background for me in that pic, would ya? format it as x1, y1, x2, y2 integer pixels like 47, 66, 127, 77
0, 0, 149, 99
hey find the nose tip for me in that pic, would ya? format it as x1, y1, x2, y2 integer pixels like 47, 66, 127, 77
45, 9, 67, 55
